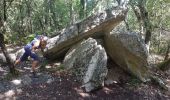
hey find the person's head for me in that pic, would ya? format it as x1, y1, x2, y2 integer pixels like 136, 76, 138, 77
40, 36, 48, 49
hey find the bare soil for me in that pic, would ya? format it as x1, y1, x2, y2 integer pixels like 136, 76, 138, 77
16, 70, 170, 100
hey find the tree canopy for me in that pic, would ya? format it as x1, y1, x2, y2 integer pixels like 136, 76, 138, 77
0, 0, 169, 53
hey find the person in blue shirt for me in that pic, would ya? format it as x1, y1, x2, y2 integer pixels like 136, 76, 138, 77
14, 35, 48, 77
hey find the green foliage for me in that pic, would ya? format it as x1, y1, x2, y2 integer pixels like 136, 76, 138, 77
0, 0, 169, 55
158, 59, 170, 71
57, 64, 65, 71
0, 0, 120, 41
127, 7, 139, 32
4, 69, 20, 81
24, 34, 36, 44
127, 77, 142, 87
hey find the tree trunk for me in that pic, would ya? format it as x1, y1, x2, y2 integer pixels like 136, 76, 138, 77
39, 18, 44, 32
0, 1, 16, 74
69, 0, 74, 25
0, 33, 15, 74
130, 0, 152, 52
44, 0, 49, 31
80, 0, 87, 19
3, 0, 7, 21
49, 0, 57, 30
138, 0, 152, 50
130, 5, 144, 36
25, 0, 33, 33
164, 44, 170, 61
124, 19, 130, 31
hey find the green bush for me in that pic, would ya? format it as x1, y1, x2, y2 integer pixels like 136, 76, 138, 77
158, 59, 170, 71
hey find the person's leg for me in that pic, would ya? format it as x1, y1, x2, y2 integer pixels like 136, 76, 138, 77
30, 51, 39, 73
14, 59, 21, 66
32, 60, 39, 72
14, 50, 28, 67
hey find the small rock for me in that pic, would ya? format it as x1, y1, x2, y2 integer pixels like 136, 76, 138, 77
21, 75, 32, 85
4, 90, 15, 97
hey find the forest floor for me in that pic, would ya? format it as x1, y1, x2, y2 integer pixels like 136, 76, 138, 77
0, 46, 170, 100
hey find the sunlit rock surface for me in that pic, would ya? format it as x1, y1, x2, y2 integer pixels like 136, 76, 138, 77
64, 38, 108, 92
104, 23, 149, 82
44, 7, 127, 60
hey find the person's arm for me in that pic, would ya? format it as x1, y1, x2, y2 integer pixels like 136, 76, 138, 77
32, 40, 40, 52
41, 47, 44, 53
41, 43, 47, 56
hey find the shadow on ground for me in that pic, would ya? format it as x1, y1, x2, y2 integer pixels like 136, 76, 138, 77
0, 59, 170, 100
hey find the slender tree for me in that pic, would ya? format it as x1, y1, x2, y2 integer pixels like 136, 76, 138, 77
0, 0, 17, 74
130, 0, 152, 52
164, 43, 170, 61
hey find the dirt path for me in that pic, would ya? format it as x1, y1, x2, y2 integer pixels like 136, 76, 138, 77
17, 73, 170, 100
0, 50, 170, 100
0, 63, 169, 100
16, 72, 170, 100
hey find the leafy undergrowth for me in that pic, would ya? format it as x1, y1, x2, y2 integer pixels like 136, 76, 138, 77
158, 59, 170, 71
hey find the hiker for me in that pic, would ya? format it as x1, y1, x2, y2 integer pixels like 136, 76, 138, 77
14, 35, 48, 77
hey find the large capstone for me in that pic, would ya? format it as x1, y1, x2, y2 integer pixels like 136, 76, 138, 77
44, 7, 127, 60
